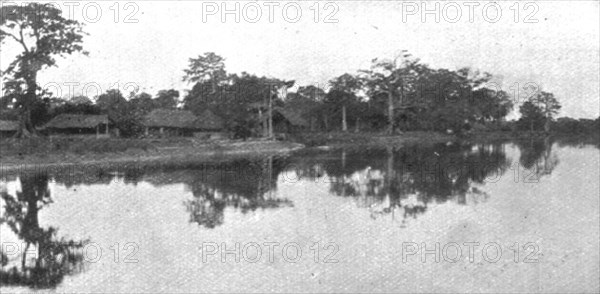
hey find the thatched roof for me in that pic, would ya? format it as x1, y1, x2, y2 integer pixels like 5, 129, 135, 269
45, 114, 109, 129
266, 107, 309, 127
0, 120, 19, 131
143, 109, 198, 129
194, 109, 225, 130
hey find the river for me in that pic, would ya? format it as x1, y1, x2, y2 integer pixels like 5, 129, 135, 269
1, 138, 598, 292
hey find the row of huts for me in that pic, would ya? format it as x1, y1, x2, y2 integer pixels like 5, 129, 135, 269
0, 109, 226, 139
0, 107, 310, 139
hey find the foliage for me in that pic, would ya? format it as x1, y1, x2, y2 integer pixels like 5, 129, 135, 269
183, 52, 227, 93
0, 3, 87, 136
517, 91, 561, 133
154, 89, 179, 109
183, 71, 288, 133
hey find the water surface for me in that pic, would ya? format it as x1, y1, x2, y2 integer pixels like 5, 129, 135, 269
1, 139, 598, 292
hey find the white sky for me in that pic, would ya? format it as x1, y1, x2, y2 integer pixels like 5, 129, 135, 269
1, 1, 599, 119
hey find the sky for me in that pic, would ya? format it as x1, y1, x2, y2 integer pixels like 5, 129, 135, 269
1, 1, 599, 119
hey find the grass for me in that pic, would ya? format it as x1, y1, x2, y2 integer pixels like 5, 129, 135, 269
0, 137, 156, 157
0, 136, 305, 170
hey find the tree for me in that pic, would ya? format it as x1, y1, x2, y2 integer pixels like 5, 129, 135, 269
154, 89, 179, 109
182, 52, 227, 93
69, 95, 93, 105
518, 100, 545, 133
96, 89, 128, 117
297, 85, 326, 102
359, 50, 417, 134
96, 89, 141, 136
0, 3, 87, 137
329, 74, 361, 132
517, 91, 560, 134
292, 85, 326, 131
129, 92, 155, 115
531, 91, 561, 133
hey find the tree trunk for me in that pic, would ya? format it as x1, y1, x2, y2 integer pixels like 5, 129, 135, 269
387, 91, 394, 135
355, 118, 360, 133
530, 119, 534, 134
323, 114, 329, 132
544, 118, 551, 134
15, 110, 35, 138
342, 105, 348, 132
268, 96, 273, 139
15, 70, 39, 138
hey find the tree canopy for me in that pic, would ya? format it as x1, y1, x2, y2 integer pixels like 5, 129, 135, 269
0, 3, 87, 137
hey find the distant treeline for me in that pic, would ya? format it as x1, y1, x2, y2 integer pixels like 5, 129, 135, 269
1, 50, 598, 138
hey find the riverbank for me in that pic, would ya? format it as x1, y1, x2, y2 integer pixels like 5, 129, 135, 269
2, 131, 597, 172
0, 132, 458, 171
0, 138, 305, 172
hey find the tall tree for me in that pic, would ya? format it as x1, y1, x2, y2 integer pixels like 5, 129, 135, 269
294, 85, 326, 131
0, 3, 87, 137
297, 85, 326, 102
531, 91, 561, 133
519, 100, 545, 133
329, 74, 361, 132
359, 50, 417, 134
182, 52, 227, 93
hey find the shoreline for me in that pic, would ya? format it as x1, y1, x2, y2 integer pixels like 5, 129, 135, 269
0, 140, 305, 173
1, 131, 597, 173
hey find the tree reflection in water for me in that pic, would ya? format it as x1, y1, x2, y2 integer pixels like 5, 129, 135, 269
184, 156, 294, 228
516, 137, 559, 179
143, 156, 293, 229
0, 173, 87, 289
0, 138, 572, 289
291, 142, 514, 226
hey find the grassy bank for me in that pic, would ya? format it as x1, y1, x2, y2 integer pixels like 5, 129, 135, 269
0, 137, 304, 170
2, 131, 596, 171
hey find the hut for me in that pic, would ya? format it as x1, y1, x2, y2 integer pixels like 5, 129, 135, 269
44, 114, 112, 138
0, 120, 19, 139
193, 109, 227, 140
143, 109, 199, 137
264, 107, 309, 134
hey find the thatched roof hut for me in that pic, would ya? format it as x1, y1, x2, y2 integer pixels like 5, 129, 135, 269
270, 107, 309, 127
143, 109, 198, 129
45, 114, 109, 129
43, 114, 111, 137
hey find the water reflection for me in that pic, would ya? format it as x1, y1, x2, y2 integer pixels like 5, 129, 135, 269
516, 137, 559, 178
289, 142, 512, 224
1, 137, 582, 290
0, 174, 86, 289
177, 157, 294, 228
